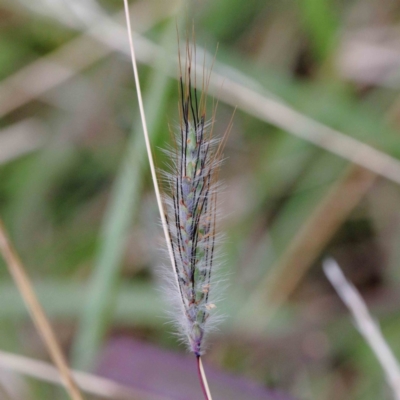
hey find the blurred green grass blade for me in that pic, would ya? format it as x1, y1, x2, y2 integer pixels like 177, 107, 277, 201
269, 153, 346, 253
298, 0, 338, 61
235, 152, 347, 329
254, 132, 318, 210
0, 279, 161, 324
0, 277, 253, 333
252, 150, 346, 274
71, 21, 176, 370
7, 144, 78, 245
199, 0, 264, 43
236, 135, 319, 282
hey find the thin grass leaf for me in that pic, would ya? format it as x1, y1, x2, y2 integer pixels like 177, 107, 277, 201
0, 220, 84, 400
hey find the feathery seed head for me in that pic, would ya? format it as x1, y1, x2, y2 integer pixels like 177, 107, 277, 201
162, 41, 228, 356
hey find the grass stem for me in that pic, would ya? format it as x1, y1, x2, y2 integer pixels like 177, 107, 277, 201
0, 219, 84, 400
324, 258, 400, 400
122, 2, 214, 397
122, 0, 176, 280
197, 356, 213, 400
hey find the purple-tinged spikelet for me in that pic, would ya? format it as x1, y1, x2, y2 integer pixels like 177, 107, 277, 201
162, 43, 228, 356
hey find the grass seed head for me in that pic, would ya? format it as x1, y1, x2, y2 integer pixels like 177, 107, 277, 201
162, 40, 229, 356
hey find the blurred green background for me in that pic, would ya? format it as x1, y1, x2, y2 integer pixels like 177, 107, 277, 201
1, 0, 400, 399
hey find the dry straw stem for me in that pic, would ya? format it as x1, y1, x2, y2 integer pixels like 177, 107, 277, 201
4, 1, 400, 187
0, 119, 44, 164
239, 164, 377, 329
238, 99, 400, 329
205, 69, 400, 186
122, 2, 213, 398
121, 0, 175, 298
0, 220, 84, 400
0, 385, 14, 400
324, 258, 400, 400
0, 350, 172, 400
0, 0, 180, 119
0, 372, 16, 400
197, 357, 212, 400
125, 34, 400, 186
2, 0, 400, 189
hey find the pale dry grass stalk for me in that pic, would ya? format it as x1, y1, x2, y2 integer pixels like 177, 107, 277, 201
0, 349, 172, 400
122, 2, 217, 398
0, 119, 44, 164
0, 0, 179, 119
0, 385, 15, 400
205, 69, 400, 186
324, 258, 400, 400
239, 164, 377, 329
4, 4, 400, 188
0, 220, 84, 400
238, 92, 400, 330
5, 1, 400, 190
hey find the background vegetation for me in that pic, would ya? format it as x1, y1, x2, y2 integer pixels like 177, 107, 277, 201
0, 0, 400, 399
